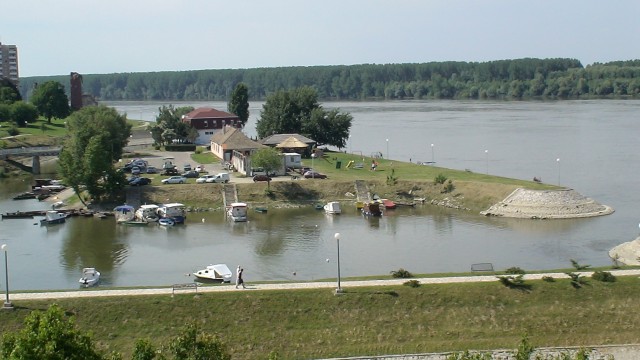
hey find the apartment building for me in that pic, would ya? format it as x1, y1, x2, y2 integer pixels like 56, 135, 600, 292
0, 42, 19, 86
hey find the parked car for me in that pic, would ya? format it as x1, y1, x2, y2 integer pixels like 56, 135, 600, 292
252, 174, 272, 182
131, 166, 141, 176
183, 163, 192, 172
182, 170, 199, 178
196, 174, 216, 184
162, 168, 179, 176
161, 176, 187, 184
195, 165, 205, 172
129, 177, 151, 186
208, 172, 230, 183
146, 166, 158, 174
303, 171, 327, 179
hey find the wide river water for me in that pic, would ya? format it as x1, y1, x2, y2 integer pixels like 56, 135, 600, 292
1, 100, 639, 291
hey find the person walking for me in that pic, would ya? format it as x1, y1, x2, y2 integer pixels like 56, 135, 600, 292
235, 265, 246, 289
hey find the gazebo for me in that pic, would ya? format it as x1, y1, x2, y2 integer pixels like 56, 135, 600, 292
275, 136, 309, 152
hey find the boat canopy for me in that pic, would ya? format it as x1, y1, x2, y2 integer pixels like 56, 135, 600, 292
114, 205, 135, 212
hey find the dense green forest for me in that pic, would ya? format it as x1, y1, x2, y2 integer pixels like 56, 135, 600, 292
18, 58, 640, 102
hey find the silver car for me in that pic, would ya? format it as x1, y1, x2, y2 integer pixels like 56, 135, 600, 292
161, 176, 187, 184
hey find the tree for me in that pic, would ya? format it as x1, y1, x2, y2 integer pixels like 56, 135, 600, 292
30, 80, 70, 123
0, 77, 22, 105
168, 323, 231, 360
302, 108, 352, 148
58, 105, 131, 205
227, 82, 250, 127
10, 101, 38, 127
0, 304, 108, 360
152, 105, 194, 144
251, 147, 282, 189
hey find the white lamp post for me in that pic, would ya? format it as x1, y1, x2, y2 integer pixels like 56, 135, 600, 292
386, 139, 389, 160
348, 135, 352, 154
1, 244, 13, 310
556, 158, 561, 185
485, 149, 489, 174
431, 143, 435, 164
334, 233, 343, 294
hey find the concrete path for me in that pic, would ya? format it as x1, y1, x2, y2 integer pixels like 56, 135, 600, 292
10, 269, 640, 301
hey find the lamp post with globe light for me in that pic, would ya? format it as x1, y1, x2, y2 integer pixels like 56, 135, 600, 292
334, 233, 343, 294
485, 149, 489, 174
386, 139, 389, 160
1, 244, 13, 310
431, 143, 435, 164
556, 158, 561, 185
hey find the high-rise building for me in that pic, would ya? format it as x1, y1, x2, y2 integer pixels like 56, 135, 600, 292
0, 42, 19, 86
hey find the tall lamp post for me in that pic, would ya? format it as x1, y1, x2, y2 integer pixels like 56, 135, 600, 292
386, 139, 389, 160
431, 143, 435, 164
556, 158, 561, 185
485, 149, 489, 174
1, 244, 13, 310
334, 233, 343, 294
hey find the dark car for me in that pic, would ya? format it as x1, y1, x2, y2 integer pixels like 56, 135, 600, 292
252, 174, 272, 182
303, 171, 327, 179
129, 177, 151, 186
182, 170, 199, 178
162, 168, 179, 176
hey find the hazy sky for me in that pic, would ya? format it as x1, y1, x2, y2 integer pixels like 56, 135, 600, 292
4, 1, 640, 77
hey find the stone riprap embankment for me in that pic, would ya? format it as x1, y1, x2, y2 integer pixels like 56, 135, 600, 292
609, 237, 640, 266
480, 188, 613, 219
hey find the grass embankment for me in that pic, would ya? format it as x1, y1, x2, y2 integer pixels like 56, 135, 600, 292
1, 276, 637, 359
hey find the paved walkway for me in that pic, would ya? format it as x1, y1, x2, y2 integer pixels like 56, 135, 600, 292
11, 269, 640, 301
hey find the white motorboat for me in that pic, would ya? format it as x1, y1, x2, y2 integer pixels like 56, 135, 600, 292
79, 267, 100, 287
227, 202, 248, 222
157, 203, 186, 224
135, 204, 159, 222
40, 210, 66, 225
113, 204, 135, 223
158, 217, 175, 226
193, 264, 232, 282
324, 201, 342, 214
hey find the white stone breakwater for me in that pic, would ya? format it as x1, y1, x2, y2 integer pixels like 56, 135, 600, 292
480, 188, 614, 219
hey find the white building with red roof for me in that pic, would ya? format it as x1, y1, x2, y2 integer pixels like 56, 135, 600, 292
181, 107, 242, 145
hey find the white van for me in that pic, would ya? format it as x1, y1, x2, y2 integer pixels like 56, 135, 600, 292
209, 172, 230, 183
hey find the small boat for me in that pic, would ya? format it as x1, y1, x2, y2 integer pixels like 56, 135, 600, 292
79, 268, 100, 287
193, 264, 232, 283
314, 203, 324, 210
158, 218, 175, 226
39, 210, 67, 225
1, 210, 46, 219
324, 201, 342, 214
135, 204, 160, 222
113, 204, 135, 223
254, 207, 268, 213
227, 202, 248, 222
362, 201, 383, 217
12, 192, 37, 200
382, 199, 397, 209
51, 201, 65, 209
123, 220, 148, 226
157, 203, 186, 224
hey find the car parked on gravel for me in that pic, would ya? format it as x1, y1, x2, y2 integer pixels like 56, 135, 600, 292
129, 177, 152, 186
252, 174, 272, 182
196, 174, 216, 184
182, 170, 199, 178
161, 176, 187, 184
303, 171, 327, 179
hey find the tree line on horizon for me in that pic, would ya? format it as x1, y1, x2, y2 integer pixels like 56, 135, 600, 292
16, 58, 640, 102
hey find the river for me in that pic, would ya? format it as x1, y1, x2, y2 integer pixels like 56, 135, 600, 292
1, 100, 638, 291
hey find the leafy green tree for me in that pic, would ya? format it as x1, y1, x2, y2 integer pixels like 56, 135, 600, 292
168, 323, 230, 360
58, 105, 131, 205
0, 103, 11, 123
302, 108, 352, 148
227, 82, 250, 127
153, 105, 194, 144
10, 101, 38, 127
0, 304, 109, 360
131, 339, 157, 360
30, 80, 70, 123
0, 77, 22, 105
251, 147, 282, 189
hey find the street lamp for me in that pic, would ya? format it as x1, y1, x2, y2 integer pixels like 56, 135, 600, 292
348, 135, 352, 154
334, 233, 343, 294
556, 158, 561, 185
485, 149, 489, 174
431, 143, 435, 164
1, 244, 13, 310
386, 139, 389, 160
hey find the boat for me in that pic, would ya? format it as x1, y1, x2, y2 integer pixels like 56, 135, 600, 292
157, 203, 186, 224
79, 268, 101, 287
135, 204, 160, 222
324, 201, 342, 214
193, 264, 232, 283
227, 202, 248, 222
382, 199, 397, 209
113, 204, 135, 223
123, 220, 148, 226
39, 210, 66, 225
1, 210, 46, 219
254, 207, 268, 213
362, 201, 383, 217
158, 217, 175, 226
314, 203, 324, 210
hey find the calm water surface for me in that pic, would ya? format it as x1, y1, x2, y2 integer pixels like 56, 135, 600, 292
1, 100, 638, 290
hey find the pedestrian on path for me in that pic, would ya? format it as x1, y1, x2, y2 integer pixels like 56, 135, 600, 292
236, 265, 246, 289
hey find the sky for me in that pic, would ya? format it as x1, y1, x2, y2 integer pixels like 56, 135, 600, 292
4, 1, 640, 78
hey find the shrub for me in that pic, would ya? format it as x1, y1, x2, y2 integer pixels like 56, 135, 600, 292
566, 272, 589, 289
434, 173, 447, 184
591, 271, 616, 282
497, 275, 531, 291
442, 179, 455, 193
403, 279, 420, 288
542, 276, 556, 282
6, 125, 19, 136
390, 268, 412, 278
570, 259, 590, 270
386, 168, 398, 185
447, 350, 491, 360
195, 147, 203, 154
505, 266, 526, 275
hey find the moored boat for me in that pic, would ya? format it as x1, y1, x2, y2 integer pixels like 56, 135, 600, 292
382, 199, 397, 209
227, 202, 248, 222
362, 201, 383, 217
193, 264, 232, 283
39, 210, 67, 225
158, 217, 175, 226
113, 204, 136, 223
324, 201, 342, 214
79, 267, 100, 287
135, 204, 160, 222
157, 203, 186, 224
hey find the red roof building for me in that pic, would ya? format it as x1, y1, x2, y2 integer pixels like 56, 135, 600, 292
181, 107, 241, 145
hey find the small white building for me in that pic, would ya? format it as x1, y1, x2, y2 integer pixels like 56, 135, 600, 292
283, 153, 302, 169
